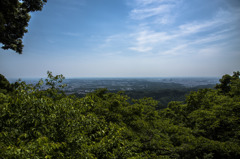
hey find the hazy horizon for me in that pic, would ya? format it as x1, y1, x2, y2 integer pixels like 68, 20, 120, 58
1, 0, 240, 78
7, 76, 220, 83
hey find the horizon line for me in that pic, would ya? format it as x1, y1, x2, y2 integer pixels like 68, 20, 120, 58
7, 76, 221, 80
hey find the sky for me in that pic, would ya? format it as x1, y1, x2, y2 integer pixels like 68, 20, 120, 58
1, 0, 240, 78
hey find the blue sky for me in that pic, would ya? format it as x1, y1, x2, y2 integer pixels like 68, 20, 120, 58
1, 0, 240, 78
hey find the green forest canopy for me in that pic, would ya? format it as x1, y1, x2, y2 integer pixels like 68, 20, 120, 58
0, 71, 239, 158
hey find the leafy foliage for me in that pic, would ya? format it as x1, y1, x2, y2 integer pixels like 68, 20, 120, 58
0, 71, 239, 158
0, 0, 47, 54
215, 71, 240, 96
0, 74, 18, 93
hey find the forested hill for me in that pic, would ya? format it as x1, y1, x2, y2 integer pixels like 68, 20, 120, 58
62, 77, 218, 108
0, 71, 240, 158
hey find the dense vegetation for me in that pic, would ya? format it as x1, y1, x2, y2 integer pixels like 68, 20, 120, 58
72, 79, 216, 109
0, 71, 239, 158
123, 84, 215, 108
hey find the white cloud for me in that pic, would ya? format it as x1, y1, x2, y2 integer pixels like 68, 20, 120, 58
134, 30, 172, 44
130, 5, 173, 20
135, 0, 160, 6
154, 14, 176, 24
129, 0, 179, 23
127, 6, 238, 54
135, 0, 178, 6
129, 29, 175, 52
129, 46, 152, 52
100, 0, 239, 60
160, 31, 231, 56
178, 11, 232, 35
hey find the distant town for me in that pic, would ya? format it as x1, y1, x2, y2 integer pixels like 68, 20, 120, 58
10, 77, 219, 96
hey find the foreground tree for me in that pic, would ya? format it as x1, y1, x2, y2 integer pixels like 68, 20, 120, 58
0, 0, 47, 54
161, 71, 240, 158
215, 71, 240, 96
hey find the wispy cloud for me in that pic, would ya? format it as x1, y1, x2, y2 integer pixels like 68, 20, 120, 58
99, 0, 240, 61
128, 30, 174, 52
178, 10, 233, 35
127, 4, 239, 55
129, 46, 153, 52
130, 5, 173, 20
161, 34, 230, 56
130, 0, 179, 23
134, 0, 178, 7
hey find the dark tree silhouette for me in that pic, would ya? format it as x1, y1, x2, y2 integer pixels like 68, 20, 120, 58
0, 0, 47, 54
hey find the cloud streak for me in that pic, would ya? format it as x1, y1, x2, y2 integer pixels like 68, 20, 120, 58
130, 5, 173, 20
126, 1, 240, 55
